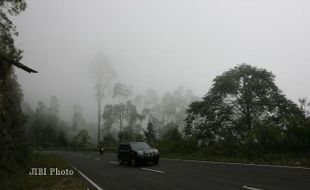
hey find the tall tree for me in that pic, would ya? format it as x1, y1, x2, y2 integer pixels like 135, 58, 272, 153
144, 89, 159, 107
90, 52, 116, 147
0, 0, 31, 179
47, 95, 59, 128
144, 122, 156, 145
185, 64, 302, 144
0, 0, 26, 61
32, 101, 47, 146
161, 87, 199, 127
49, 95, 59, 115
112, 82, 132, 140
113, 82, 132, 101
72, 104, 86, 131
133, 94, 144, 110
102, 104, 115, 134
125, 100, 138, 138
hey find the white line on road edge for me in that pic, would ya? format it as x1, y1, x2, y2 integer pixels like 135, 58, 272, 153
95, 158, 101, 160
242, 185, 264, 190
70, 164, 103, 190
109, 161, 118, 165
161, 158, 310, 170
141, 168, 165, 174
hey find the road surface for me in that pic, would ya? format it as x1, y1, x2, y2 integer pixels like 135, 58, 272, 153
53, 151, 310, 190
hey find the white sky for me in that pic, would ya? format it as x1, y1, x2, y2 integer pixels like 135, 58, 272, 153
14, 0, 310, 122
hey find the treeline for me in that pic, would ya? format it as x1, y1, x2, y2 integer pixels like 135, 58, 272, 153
22, 96, 67, 148
103, 65, 310, 161
101, 86, 200, 146
23, 65, 310, 161
21, 86, 199, 150
89, 54, 201, 148
0, 0, 29, 180
22, 96, 93, 149
157, 64, 310, 159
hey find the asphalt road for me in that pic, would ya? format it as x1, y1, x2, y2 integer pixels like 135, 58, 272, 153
54, 151, 310, 190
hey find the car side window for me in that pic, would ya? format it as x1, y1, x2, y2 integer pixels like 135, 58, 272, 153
120, 144, 130, 151
124, 145, 130, 151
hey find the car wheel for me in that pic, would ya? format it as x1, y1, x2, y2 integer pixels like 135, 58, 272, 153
131, 158, 137, 167
118, 156, 123, 165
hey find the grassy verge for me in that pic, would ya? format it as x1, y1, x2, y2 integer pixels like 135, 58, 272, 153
1, 152, 91, 190
161, 152, 310, 167
44, 147, 118, 154
37, 147, 310, 168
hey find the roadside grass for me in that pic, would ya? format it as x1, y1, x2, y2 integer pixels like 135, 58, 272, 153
1, 152, 91, 190
42, 147, 310, 168
160, 152, 310, 167
45, 146, 117, 153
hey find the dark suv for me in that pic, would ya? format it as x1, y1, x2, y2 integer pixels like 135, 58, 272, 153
117, 142, 160, 167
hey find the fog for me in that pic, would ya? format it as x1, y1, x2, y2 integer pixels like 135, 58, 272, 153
14, 0, 310, 122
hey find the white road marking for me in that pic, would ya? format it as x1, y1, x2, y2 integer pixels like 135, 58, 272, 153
242, 185, 264, 190
109, 161, 165, 173
161, 158, 310, 170
141, 168, 165, 174
70, 164, 103, 190
95, 158, 101, 160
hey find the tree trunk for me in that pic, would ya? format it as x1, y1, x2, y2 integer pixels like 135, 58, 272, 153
97, 83, 103, 147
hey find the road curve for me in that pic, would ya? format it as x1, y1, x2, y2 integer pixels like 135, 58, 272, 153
53, 151, 310, 190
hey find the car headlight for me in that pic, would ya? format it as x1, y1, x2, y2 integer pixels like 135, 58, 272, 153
154, 149, 159, 154
137, 150, 144, 156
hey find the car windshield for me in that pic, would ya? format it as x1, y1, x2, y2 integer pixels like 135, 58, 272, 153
130, 142, 150, 151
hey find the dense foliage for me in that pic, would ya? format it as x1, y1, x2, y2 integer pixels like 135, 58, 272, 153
22, 96, 101, 149
0, 0, 29, 179
23, 97, 69, 148
20, 63, 310, 164
101, 86, 199, 145
182, 64, 309, 156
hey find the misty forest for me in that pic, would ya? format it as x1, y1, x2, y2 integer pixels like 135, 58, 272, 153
1, 0, 310, 184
